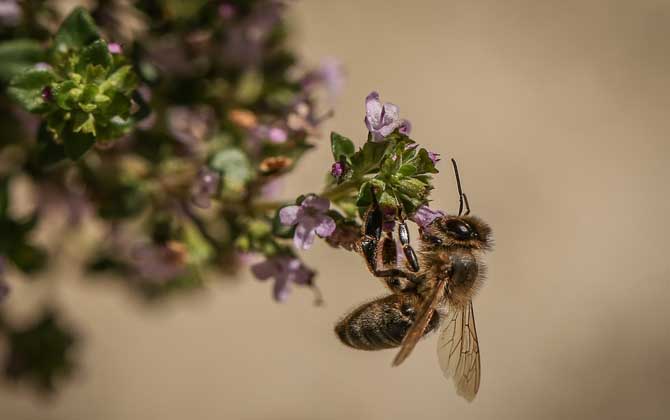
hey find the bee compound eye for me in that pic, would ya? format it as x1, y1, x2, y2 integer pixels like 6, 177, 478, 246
446, 219, 472, 240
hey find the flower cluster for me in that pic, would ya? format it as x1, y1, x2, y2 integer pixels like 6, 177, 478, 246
0, 0, 448, 397
246, 90, 446, 304
0, 1, 341, 393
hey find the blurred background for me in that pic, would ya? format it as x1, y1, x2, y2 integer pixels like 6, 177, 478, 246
2, 0, 670, 419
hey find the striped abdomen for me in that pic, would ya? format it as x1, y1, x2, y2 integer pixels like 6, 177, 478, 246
335, 293, 440, 351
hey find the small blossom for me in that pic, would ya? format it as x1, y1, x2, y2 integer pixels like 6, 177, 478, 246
302, 57, 345, 102
411, 205, 446, 228
428, 151, 441, 164
364, 91, 411, 141
34, 62, 51, 71
218, 3, 236, 19
191, 167, 220, 209
131, 241, 188, 283
331, 161, 346, 178
279, 195, 336, 250
41, 86, 53, 102
108, 42, 123, 54
0, 0, 21, 26
253, 124, 287, 143
251, 255, 314, 302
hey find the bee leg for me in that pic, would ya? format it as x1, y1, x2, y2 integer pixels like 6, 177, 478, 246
398, 220, 420, 272
359, 190, 419, 284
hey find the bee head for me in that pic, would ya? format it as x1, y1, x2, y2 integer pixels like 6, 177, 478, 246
420, 215, 492, 251
419, 159, 492, 251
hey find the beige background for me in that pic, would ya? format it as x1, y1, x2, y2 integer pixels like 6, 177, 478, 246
2, 0, 670, 419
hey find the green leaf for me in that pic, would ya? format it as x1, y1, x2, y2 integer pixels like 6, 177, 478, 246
77, 40, 112, 72
8, 68, 56, 112
63, 129, 95, 160
350, 141, 390, 176
398, 164, 417, 176
54, 7, 100, 52
52, 80, 78, 110
356, 181, 373, 208
99, 65, 135, 94
0, 39, 45, 81
210, 149, 253, 192
330, 132, 355, 161
378, 190, 398, 210
412, 148, 439, 174
395, 177, 428, 199
33, 124, 67, 168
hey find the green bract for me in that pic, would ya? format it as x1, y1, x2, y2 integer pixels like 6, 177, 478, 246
7, 7, 139, 160
327, 131, 438, 216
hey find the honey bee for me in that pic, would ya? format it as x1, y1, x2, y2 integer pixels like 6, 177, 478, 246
335, 159, 492, 401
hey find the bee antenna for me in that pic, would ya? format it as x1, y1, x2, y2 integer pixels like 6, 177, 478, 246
463, 193, 471, 216
451, 158, 465, 216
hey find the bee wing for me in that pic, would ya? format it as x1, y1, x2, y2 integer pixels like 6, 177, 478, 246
391, 277, 447, 366
437, 300, 481, 401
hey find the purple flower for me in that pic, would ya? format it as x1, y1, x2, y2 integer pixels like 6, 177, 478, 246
364, 91, 411, 141
218, 3, 236, 19
131, 241, 188, 283
191, 167, 220, 209
279, 195, 336, 250
0, 0, 21, 26
411, 205, 445, 228
428, 151, 441, 164
108, 43, 123, 54
253, 125, 287, 143
251, 255, 314, 302
302, 57, 345, 103
331, 161, 346, 178
41, 86, 53, 102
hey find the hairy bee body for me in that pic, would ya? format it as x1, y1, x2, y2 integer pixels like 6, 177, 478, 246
335, 159, 493, 400
418, 242, 486, 308
335, 293, 440, 350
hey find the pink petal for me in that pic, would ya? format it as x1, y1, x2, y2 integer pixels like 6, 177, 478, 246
294, 224, 317, 250
279, 205, 300, 225
381, 102, 399, 126
314, 216, 336, 237
365, 91, 383, 128
302, 195, 330, 212
273, 275, 290, 302
251, 260, 276, 280
398, 119, 412, 135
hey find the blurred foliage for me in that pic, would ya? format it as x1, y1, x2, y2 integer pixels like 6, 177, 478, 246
0, 0, 341, 394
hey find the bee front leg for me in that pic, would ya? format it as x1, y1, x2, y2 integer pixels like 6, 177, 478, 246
398, 220, 420, 272
360, 190, 418, 283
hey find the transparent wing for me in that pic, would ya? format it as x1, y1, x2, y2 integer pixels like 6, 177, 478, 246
437, 301, 481, 401
391, 277, 447, 366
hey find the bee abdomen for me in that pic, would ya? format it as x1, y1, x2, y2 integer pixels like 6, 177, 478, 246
335, 313, 410, 350
335, 294, 439, 351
